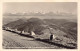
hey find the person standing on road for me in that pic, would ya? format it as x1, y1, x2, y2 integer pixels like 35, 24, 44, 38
50, 34, 53, 41
47, 27, 54, 41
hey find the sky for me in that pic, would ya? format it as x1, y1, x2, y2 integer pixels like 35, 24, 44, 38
3, 2, 77, 15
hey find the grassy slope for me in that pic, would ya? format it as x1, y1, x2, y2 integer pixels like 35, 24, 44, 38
3, 17, 77, 47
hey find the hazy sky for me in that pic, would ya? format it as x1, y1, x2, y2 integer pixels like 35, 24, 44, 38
3, 2, 77, 14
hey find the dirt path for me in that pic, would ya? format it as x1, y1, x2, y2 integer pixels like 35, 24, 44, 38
3, 30, 59, 49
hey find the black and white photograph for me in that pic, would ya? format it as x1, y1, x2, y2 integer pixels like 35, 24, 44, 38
2, 2, 77, 49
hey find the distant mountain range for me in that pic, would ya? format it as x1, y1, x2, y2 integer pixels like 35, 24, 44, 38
3, 12, 76, 16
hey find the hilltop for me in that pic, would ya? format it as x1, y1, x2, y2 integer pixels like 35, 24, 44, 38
3, 18, 77, 40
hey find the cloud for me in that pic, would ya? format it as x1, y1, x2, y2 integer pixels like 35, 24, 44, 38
3, 2, 77, 15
